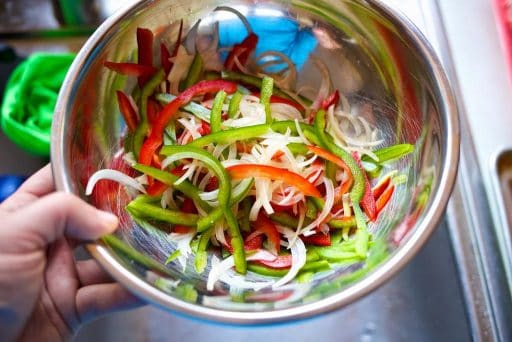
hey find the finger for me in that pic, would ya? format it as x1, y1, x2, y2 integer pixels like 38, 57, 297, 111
0, 192, 118, 253
0, 164, 54, 212
76, 259, 113, 286
76, 283, 143, 324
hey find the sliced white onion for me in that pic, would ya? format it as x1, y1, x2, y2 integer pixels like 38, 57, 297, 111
135, 174, 148, 185
207, 250, 277, 291
167, 232, 195, 272
295, 119, 312, 145
85, 169, 146, 196
342, 193, 352, 217
272, 226, 307, 289
214, 221, 227, 247
300, 177, 334, 236
122, 152, 136, 166
160, 188, 174, 209
270, 103, 302, 121
167, 45, 195, 94
311, 56, 331, 110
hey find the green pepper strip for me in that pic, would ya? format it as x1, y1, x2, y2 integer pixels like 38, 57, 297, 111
102, 234, 173, 275
302, 260, 330, 272
182, 53, 203, 90
133, 70, 166, 157
240, 197, 252, 232
210, 90, 227, 133
182, 120, 313, 149
314, 109, 369, 257
131, 163, 210, 211
247, 263, 288, 277
156, 93, 211, 123
305, 199, 318, 220
159, 145, 246, 273
126, 200, 199, 225
194, 227, 213, 273
260, 76, 273, 123
362, 143, 414, 163
218, 70, 312, 106
228, 91, 243, 118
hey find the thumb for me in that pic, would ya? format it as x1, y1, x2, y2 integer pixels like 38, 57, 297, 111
1, 192, 118, 252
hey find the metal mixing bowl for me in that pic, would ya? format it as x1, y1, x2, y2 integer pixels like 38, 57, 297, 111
51, 0, 459, 324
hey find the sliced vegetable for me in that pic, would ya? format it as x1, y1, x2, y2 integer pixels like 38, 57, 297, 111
104, 62, 156, 77
226, 164, 322, 198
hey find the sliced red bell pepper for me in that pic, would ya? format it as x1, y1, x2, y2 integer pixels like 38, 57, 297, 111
225, 234, 264, 253
197, 120, 211, 136
173, 197, 198, 233
137, 27, 154, 86
226, 164, 322, 198
251, 92, 304, 112
147, 98, 161, 126
224, 32, 258, 71
205, 175, 218, 192
254, 254, 291, 269
104, 61, 157, 77
307, 145, 353, 202
373, 175, 391, 200
160, 43, 172, 76
116, 90, 139, 132
147, 180, 167, 196
352, 152, 377, 221
301, 232, 331, 246
171, 20, 184, 59
254, 214, 281, 254
321, 90, 340, 110
376, 184, 395, 214
138, 80, 238, 165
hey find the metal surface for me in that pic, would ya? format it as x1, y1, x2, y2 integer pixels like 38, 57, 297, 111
51, 0, 459, 325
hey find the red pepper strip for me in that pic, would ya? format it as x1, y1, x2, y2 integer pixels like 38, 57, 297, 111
205, 176, 218, 192
376, 184, 395, 214
137, 27, 154, 86
104, 61, 157, 77
138, 80, 238, 165
197, 120, 211, 136
306, 145, 353, 202
254, 254, 292, 269
160, 43, 172, 76
226, 164, 322, 198
301, 232, 331, 246
116, 90, 138, 132
171, 20, 184, 59
372, 175, 391, 200
352, 152, 377, 221
254, 214, 281, 254
225, 234, 264, 253
224, 32, 258, 71
147, 181, 167, 196
173, 198, 198, 233
321, 90, 340, 110
147, 98, 161, 126
251, 92, 304, 112
308, 90, 340, 124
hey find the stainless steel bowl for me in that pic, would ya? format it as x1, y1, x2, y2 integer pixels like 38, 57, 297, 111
51, 0, 459, 324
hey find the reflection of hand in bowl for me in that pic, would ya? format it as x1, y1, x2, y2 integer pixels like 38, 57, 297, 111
51, 0, 459, 325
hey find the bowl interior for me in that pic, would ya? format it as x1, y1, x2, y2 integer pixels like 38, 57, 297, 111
52, 0, 457, 324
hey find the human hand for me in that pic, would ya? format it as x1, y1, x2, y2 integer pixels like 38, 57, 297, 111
0, 164, 141, 341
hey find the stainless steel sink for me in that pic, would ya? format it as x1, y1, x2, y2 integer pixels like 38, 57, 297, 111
1, 0, 511, 340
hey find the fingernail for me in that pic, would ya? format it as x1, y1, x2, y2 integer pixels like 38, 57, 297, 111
98, 210, 119, 231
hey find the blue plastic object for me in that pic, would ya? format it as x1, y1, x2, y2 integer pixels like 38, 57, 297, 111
218, 16, 317, 71
0, 175, 27, 202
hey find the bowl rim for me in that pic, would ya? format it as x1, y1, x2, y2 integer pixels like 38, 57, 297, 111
51, 0, 460, 325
